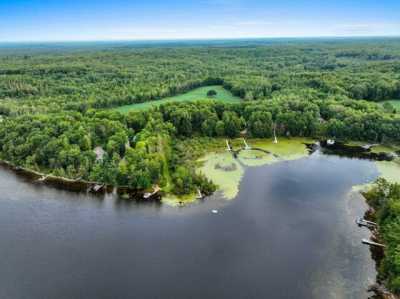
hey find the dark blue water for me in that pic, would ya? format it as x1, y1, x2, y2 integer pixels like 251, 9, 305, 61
0, 152, 378, 299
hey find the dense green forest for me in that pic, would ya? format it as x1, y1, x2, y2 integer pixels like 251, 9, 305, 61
0, 38, 400, 196
1, 38, 400, 116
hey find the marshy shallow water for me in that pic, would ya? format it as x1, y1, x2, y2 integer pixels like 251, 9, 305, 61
0, 150, 387, 299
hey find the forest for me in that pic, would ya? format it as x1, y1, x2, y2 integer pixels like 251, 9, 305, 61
0, 38, 400, 196
1, 38, 400, 116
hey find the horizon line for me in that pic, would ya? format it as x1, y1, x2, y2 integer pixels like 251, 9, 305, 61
1, 34, 400, 44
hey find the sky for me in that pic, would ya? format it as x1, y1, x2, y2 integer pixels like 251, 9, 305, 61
0, 0, 400, 42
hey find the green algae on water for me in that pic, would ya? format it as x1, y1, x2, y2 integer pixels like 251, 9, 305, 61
237, 150, 277, 167
162, 193, 199, 207
197, 152, 244, 200
352, 158, 400, 193
375, 160, 400, 184
249, 137, 312, 160
196, 138, 313, 199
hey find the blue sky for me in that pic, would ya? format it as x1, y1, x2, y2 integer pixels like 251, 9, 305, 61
1, 0, 399, 41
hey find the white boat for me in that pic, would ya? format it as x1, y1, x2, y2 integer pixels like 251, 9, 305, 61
327, 139, 335, 146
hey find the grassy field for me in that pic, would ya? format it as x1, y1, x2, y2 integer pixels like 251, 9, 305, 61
381, 100, 400, 113
115, 85, 241, 113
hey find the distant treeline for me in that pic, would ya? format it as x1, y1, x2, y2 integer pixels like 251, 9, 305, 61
1, 39, 400, 115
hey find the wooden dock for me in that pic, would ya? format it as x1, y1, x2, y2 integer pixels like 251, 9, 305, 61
226, 140, 232, 151
143, 185, 161, 199
356, 218, 377, 229
196, 188, 203, 199
225, 139, 280, 159
243, 138, 251, 150
362, 239, 385, 248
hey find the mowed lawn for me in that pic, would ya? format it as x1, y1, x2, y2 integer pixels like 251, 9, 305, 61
114, 85, 241, 113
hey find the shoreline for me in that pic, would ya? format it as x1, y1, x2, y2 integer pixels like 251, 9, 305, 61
1, 138, 397, 203
361, 195, 399, 299
0, 160, 162, 201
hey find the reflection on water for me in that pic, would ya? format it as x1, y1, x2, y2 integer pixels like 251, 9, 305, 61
0, 152, 379, 299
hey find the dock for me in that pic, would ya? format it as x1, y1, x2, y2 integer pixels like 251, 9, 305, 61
143, 185, 161, 199
196, 188, 203, 199
37, 175, 48, 182
362, 239, 386, 248
243, 138, 251, 150
273, 125, 278, 144
226, 140, 239, 158
92, 184, 105, 192
356, 218, 377, 229
226, 140, 232, 151
224, 139, 280, 159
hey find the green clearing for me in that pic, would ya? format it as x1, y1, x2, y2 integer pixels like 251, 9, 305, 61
381, 100, 400, 113
115, 85, 241, 113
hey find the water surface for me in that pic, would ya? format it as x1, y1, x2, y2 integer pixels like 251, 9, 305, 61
0, 152, 379, 299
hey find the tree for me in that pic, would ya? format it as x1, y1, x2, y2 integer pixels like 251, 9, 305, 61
222, 111, 242, 138
172, 166, 194, 195
207, 90, 217, 97
215, 120, 225, 136
383, 102, 396, 114
248, 111, 273, 138
170, 109, 192, 136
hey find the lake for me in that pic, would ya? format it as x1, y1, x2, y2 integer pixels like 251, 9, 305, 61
0, 150, 379, 299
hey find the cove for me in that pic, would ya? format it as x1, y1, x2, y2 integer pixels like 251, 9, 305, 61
0, 150, 381, 299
